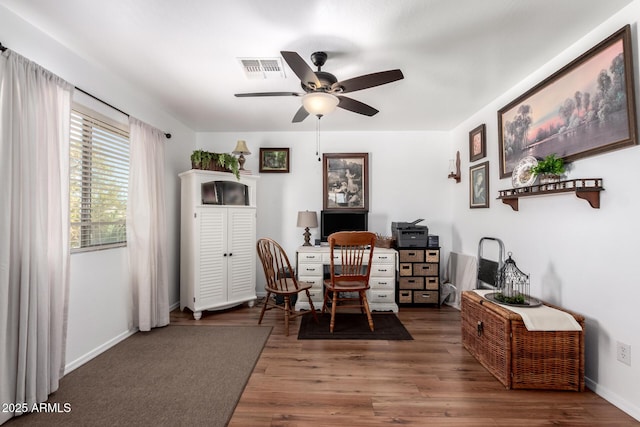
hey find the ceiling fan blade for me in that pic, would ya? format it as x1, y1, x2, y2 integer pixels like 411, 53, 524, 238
292, 105, 310, 123
337, 96, 379, 116
281, 51, 321, 89
332, 69, 404, 94
234, 92, 301, 97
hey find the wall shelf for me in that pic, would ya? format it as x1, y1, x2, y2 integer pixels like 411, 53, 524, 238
497, 178, 603, 211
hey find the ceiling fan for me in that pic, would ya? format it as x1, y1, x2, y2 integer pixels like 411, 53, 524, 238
235, 51, 404, 123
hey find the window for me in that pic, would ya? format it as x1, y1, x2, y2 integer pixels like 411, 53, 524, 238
69, 104, 129, 251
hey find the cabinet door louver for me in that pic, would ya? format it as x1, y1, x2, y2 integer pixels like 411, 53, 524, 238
228, 209, 256, 299
198, 209, 227, 304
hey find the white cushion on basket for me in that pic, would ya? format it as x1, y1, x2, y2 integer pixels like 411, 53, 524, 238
473, 289, 582, 331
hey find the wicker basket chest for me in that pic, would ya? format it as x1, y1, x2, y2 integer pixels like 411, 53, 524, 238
461, 291, 585, 391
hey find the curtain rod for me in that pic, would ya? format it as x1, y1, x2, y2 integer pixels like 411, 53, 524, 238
0, 41, 171, 139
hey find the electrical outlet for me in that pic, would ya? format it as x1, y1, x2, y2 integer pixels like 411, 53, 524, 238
617, 341, 631, 366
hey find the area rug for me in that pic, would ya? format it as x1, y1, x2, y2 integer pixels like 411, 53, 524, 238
298, 313, 413, 340
6, 325, 271, 427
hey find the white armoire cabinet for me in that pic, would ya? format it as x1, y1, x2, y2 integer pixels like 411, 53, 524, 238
179, 170, 258, 320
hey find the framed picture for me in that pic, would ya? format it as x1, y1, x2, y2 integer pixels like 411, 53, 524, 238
322, 153, 368, 211
470, 161, 489, 209
498, 25, 637, 178
259, 147, 290, 173
469, 124, 486, 162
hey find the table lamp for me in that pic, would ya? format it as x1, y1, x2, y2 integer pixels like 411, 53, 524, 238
232, 140, 251, 171
296, 210, 318, 246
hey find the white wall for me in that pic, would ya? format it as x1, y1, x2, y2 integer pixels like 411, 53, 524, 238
450, 2, 640, 419
196, 130, 453, 290
0, 5, 196, 372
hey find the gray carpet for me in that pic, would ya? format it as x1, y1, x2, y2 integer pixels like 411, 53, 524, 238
5, 325, 271, 427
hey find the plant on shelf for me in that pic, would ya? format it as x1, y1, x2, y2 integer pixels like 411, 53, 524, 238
190, 150, 240, 180
530, 154, 565, 184
212, 153, 240, 180
190, 149, 206, 169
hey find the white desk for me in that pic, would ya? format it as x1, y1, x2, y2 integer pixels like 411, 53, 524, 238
294, 246, 398, 313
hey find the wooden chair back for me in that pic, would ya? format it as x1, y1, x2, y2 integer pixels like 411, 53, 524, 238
256, 238, 298, 292
328, 231, 376, 285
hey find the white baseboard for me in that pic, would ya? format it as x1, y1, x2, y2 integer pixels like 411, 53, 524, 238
585, 376, 640, 421
64, 328, 138, 375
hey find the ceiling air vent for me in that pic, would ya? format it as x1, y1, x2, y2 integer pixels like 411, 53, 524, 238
238, 57, 286, 79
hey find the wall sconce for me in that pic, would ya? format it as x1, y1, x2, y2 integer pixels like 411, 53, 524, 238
232, 140, 251, 171
296, 210, 318, 246
448, 150, 461, 183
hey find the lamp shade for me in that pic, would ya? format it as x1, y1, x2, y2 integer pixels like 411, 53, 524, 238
302, 92, 339, 116
296, 210, 318, 228
232, 140, 251, 155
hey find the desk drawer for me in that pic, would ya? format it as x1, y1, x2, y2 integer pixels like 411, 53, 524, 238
297, 277, 323, 289
367, 289, 395, 303
369, 277, 395, 290
370, 264, 394, 277
306, 288, 324, 302
298, 263, 323, 276
298, 252, 323, 263
372, 253, 395, 264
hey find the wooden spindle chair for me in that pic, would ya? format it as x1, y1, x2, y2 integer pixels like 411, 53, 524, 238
322, 231, 376, 333
256, 238, 318, 336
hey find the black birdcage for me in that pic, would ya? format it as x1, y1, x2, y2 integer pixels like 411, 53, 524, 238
488, 252, 541, 307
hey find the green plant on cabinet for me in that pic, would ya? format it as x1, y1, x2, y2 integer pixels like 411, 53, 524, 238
190, 150, 240, 180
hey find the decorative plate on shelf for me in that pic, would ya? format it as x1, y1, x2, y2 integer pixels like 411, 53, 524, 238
511, 156, 538, 188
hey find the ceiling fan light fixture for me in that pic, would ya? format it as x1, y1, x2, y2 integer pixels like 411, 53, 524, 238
302, 92, 339, 116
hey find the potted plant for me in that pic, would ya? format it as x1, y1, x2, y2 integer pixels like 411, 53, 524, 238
210, 153, 240, 180
530, 154, 565, 184
190, 149, 206, 169
191, 150, 240, 180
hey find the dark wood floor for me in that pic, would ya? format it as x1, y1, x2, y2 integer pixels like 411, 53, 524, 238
170, 302, 638, 426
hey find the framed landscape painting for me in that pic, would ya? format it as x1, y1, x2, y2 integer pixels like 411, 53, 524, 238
259, 147, 289, 173
322, 153, 368, 211
498, 25, 637, 178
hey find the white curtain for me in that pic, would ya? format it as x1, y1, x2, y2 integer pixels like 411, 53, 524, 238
0, 50, 73, 424
127, 117, 169, 331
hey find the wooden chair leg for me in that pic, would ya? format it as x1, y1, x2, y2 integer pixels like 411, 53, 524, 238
284, 295, 290, 336
305, 290, 319, 323
330, 290, 338, 333
322, 288, 330, 314
361, 291, 374, 332
258, 291, 271, 325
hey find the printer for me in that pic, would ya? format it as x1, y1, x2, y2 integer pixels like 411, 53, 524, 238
392, 219, 429, 248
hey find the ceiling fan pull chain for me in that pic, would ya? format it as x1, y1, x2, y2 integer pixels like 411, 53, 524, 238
316, 116, 321, 161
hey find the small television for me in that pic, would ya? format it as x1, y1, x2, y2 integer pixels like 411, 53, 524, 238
320, 210, 368, 242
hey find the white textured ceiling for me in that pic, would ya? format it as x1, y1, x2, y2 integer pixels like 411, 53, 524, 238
0, 0, 633, 132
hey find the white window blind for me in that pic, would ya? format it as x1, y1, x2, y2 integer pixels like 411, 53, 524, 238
70, 105, 129, 251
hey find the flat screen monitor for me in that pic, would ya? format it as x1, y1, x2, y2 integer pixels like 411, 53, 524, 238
320, 210, 368, 242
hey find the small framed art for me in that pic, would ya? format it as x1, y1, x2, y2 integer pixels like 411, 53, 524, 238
469, 124, 486, 162
259, 147, 290, 173
470, 161, 489, 209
